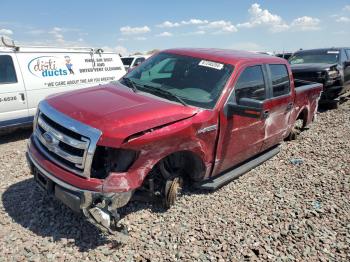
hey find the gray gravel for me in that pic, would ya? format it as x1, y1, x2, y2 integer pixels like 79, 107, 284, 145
0, 101, 349, 261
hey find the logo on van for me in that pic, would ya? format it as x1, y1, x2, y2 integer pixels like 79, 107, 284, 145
28, 56, 71, 78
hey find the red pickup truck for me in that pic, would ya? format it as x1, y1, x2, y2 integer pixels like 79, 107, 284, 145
26, 48, 322, 233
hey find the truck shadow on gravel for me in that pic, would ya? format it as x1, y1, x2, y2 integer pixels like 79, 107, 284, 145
2, 178, 178, 251
2, 178, 116, 251
0, 128, 32, 145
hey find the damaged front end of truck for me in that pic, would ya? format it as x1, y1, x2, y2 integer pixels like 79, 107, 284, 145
26, 98, 210, 235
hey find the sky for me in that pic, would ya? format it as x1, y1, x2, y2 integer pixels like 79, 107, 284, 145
0, 0, 349, 55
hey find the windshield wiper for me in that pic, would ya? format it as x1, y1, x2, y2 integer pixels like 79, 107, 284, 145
142, 85, 187, 106
122, 77, 137, 93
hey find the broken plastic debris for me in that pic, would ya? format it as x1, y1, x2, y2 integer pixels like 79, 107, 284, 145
290, 158, 304, 165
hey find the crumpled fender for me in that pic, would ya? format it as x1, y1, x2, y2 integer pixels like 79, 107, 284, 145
102, 112, 218, 193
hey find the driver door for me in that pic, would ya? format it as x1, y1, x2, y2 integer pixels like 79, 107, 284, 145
215, 64, 268, 173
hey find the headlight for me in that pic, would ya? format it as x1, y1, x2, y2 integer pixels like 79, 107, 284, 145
33, 109, 40, 132
327, 68, 340, 79
91, 147, 138, 179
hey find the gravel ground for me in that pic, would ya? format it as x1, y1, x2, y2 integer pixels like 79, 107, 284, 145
0, 101, 349, 261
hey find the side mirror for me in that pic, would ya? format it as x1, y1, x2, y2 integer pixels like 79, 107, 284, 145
344, 61, 350, 68
226, 98, 264, 118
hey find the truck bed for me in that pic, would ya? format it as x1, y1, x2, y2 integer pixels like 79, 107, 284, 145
293, 79, 323, 127
294, 79, 323, 93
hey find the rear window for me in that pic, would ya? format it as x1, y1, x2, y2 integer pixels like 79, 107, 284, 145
0, 55, 17, 84
269, 64, 290, 97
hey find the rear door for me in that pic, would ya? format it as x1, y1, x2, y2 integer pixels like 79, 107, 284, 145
216, 64, 268, 173
261, 64, 293, 151
0, 53, 29, 128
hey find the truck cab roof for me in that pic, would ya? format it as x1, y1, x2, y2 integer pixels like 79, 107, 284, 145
294, 47, 350, 54
164, 48, 287, 66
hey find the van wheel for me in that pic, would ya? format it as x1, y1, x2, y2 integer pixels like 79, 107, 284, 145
286, 119, 303, 141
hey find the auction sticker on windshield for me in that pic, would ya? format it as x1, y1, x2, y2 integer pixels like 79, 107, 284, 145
199, 60, 224, 70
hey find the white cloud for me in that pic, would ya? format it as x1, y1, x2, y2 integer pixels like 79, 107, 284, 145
135, 36, 147, 40
290, 16, 320, 31
26, 29, 46, 35
49, 27, 65, 43
237, 3, 321, 33
336, 16, 350, 23
181, 19, 209, 25
0, 28, 13, 35
120, 25, 151, 35
230, 42, 263, 51
200, 20, 237, 33
237, 3, 289, 32
157, 21, 180, 28
156, 31, 173, 37
344, 5, 350, 11
157, 19, 208, 28
102, 45, 128, 56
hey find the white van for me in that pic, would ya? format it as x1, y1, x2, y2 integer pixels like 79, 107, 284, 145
121, 54, 150, 71
0, 37, 126, 130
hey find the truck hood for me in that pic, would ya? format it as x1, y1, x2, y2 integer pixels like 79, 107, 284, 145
46, 83, 198, 146
290, 63, 337, 72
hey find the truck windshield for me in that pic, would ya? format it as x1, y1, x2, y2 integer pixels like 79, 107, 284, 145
121, 57, 134, 66
289, 51, 339, 65
123, 52, 234, 109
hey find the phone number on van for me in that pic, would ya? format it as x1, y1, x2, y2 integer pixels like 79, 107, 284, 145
0, 96, 17, 103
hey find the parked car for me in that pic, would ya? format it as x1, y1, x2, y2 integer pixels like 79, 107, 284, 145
289, 48, 350, 106
276, 52, 293, 60
121, 54, 150, 71
0, 37, 126, 130
26, 48, 322, 233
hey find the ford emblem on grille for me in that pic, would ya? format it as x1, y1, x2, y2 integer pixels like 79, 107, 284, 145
42, 132, 55, 145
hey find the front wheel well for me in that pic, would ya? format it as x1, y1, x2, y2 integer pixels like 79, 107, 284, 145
156, 151, 206, 182
296, 108, 308, 128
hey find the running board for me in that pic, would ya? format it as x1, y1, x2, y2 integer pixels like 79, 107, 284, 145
196, 146, 280, 191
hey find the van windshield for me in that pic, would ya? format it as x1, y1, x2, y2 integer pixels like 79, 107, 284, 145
121, 58, 134, 66
289, 51, 339, 65
122, 52, 234, 109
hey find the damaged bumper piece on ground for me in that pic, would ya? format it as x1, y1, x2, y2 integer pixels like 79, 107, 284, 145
26, 150, 132, 235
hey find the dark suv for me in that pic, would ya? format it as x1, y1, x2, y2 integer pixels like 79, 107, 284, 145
289, 48, 350, 104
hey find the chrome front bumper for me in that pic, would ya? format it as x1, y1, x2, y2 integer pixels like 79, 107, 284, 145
26, 146, 133, 233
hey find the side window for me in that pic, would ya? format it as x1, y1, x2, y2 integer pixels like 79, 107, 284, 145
0, 55, 17, 84
269, 64, 290, 97
234, 65, 266, 103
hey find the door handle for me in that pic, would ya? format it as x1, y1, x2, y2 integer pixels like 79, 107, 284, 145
286, 102, 293, 111
19, 93, 25, 101
262, 110, 269, 119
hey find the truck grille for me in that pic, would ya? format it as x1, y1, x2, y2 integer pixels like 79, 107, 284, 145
33, 101, 102, 178
293, 71, 325, 84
